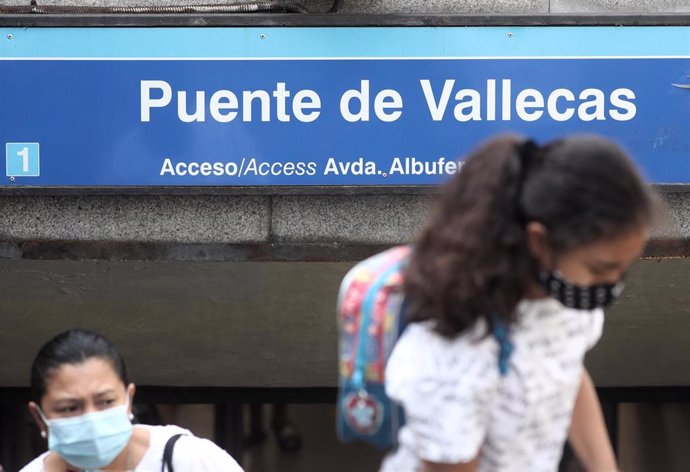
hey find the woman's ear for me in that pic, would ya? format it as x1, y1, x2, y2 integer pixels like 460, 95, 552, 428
28, 401, 47, 438
127, 383, 136, 417
525, 222, 553, 270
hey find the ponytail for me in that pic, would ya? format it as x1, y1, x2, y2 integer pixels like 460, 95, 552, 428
404, 134, 653, 338
405, 135, 534, 337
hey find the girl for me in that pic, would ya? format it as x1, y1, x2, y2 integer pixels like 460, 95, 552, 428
21, 329, 244, 472
380, 135, 655, 472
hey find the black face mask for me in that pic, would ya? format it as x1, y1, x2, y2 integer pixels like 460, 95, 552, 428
538, 271, 625, 310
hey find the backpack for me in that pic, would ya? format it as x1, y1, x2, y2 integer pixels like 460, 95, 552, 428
336, 245, 514, 450
336, 245, 411, 449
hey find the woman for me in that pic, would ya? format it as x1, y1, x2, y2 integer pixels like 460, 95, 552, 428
380, 135, 656, 472
21, 329, 243, 472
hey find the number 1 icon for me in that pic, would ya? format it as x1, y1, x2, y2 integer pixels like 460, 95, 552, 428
6, 142, 40, 177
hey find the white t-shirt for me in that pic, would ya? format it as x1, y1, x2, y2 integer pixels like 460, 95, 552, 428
20, 424, 244, 472
380, 298, 604, 472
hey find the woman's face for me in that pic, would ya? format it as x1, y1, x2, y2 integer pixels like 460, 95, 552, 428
528, 223, 649, 286
553, 226, 648, 286
32, 357, 133, 421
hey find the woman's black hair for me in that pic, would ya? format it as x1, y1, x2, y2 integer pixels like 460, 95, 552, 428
30, 329, 129, 403
404, 134, 655, 338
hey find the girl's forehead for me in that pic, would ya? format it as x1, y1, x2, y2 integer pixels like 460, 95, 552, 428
44, 357, 123, 400
564, 226, 649, 263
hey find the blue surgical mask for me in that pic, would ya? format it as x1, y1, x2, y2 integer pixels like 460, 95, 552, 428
539, 270, 625, 310
38, 396, 133, 470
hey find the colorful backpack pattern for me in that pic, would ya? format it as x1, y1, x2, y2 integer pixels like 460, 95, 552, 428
336, 245, 411, 449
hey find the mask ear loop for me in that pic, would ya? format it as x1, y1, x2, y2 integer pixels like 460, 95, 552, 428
36, 405, 49, 423
35, 405, 50, 438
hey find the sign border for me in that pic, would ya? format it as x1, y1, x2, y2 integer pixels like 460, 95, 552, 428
1, 14, 689, 195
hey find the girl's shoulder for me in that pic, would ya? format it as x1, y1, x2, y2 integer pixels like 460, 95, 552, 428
386, 320, 499, 397
394, 319, 495, 362
384, 321, 502, 463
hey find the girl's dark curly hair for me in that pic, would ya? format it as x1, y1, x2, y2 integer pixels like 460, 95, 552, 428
404, 134, 655, 338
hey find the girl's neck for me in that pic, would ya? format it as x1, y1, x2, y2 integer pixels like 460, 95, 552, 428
524, 281, 548, 300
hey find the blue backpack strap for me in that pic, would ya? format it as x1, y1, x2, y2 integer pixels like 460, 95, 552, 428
397, 297, 410, 336
492, 314, 513, 377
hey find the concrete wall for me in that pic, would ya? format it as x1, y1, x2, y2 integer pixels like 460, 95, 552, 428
1, 257, 689, 388
0, 192, 689, 245
1, 0, 689, 389
3, 0, 690, 14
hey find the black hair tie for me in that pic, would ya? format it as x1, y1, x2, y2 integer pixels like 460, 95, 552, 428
517, 139, 540, 177
514, 139, 540, 224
